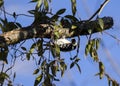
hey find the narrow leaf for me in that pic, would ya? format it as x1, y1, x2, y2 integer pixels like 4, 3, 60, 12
44, 0, 49, 11
99, 61, 105, 79
70, 62, 75, 69
21, 47, 27, 51
60, 62, 67, 77
75, 63, 81, 73
0, 47, 8, 64
65, 15, 79, 22
37, 0, 43, 9
71, 0, 76, 16
98, 18, 104, 30
26, 53, 31, 60
0, 0, 3, 7
33, 69, 39, 75
56, 9, 66, 15
34, 74, 43, 86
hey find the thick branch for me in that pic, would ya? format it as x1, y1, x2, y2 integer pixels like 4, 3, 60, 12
0, 17, 113, 47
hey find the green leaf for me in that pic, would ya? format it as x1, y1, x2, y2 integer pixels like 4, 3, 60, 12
28, 10, 36, 14
71, 0, 76, 16
29, 43, 36, 53
34, 74, 43, 86
0, 47, 8, 64
99, 61, 105, 79
51, 65, 58, 76
65, 15, 79, 22
95, 38, 100, 50
85, 44, 91, 56
98, 18, 104, 30
88, 29, 92, 34
37, 40, 44, 56
90, 48, 99, 62
55, 45, 60, 57
75, 63, 81, 73
0, 72, 9, 83
41, 60, 46, 70
75, 58, 80, 62
56, 9, 66, 15
71, 25, 77, 29
38, 0, 42, 6
33, 69, 40, 75
60, 62, 67, 77
26, 53, 31, 60
51, 14, 59, 22
44, 0, 49, 11
0, 0, 4, 7
70, 62, 75, 69
54, 30, 60, 39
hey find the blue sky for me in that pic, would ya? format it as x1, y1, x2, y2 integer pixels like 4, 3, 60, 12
2, 0, 120, 86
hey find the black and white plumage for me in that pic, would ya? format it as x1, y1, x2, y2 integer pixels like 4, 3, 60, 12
54, 38, 77, 52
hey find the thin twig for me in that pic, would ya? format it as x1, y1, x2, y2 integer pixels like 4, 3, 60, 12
0, 8, 33, 17
89, 0, 110, 21
104, 31, 120, 42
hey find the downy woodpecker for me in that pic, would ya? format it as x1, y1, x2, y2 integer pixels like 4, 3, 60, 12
54, 38, 77, 52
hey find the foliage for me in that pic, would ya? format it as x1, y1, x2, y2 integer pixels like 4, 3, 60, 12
0, 0, 119, 86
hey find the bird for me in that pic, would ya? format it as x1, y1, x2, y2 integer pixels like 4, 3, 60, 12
54, 38, 77, 52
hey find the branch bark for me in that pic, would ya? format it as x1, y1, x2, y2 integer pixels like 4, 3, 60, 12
0, 16, 113, 47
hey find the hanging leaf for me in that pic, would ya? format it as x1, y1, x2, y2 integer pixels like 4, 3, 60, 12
33, 0, 43, 10
60, 62, 67, 77
70, 62, 75, 69
75, 63, 81, 73
90, 48, 99, 62
44, 0, 49, 11
95, 38, 100, 50
98, 18, 104, 30
85, 44, 91, 56
99, 61, 105, 79
0, 0, 3, 8
26, 53, 31, 60
33, 69, 40, 75
0, 47, 8, 64
37, 0, 43, 8
0, 72, 9, 83
41, 60, 46, 71
34, 74, 43, 86
71, 0, 76, 16
51, 65, 58, 76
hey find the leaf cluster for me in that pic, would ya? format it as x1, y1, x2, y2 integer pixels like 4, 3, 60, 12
85, 38, 101, 62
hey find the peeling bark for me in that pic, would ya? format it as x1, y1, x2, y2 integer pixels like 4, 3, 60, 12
0, 17, 113, 47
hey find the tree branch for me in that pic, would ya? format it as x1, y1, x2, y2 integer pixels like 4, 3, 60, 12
0, 16, 113, 47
